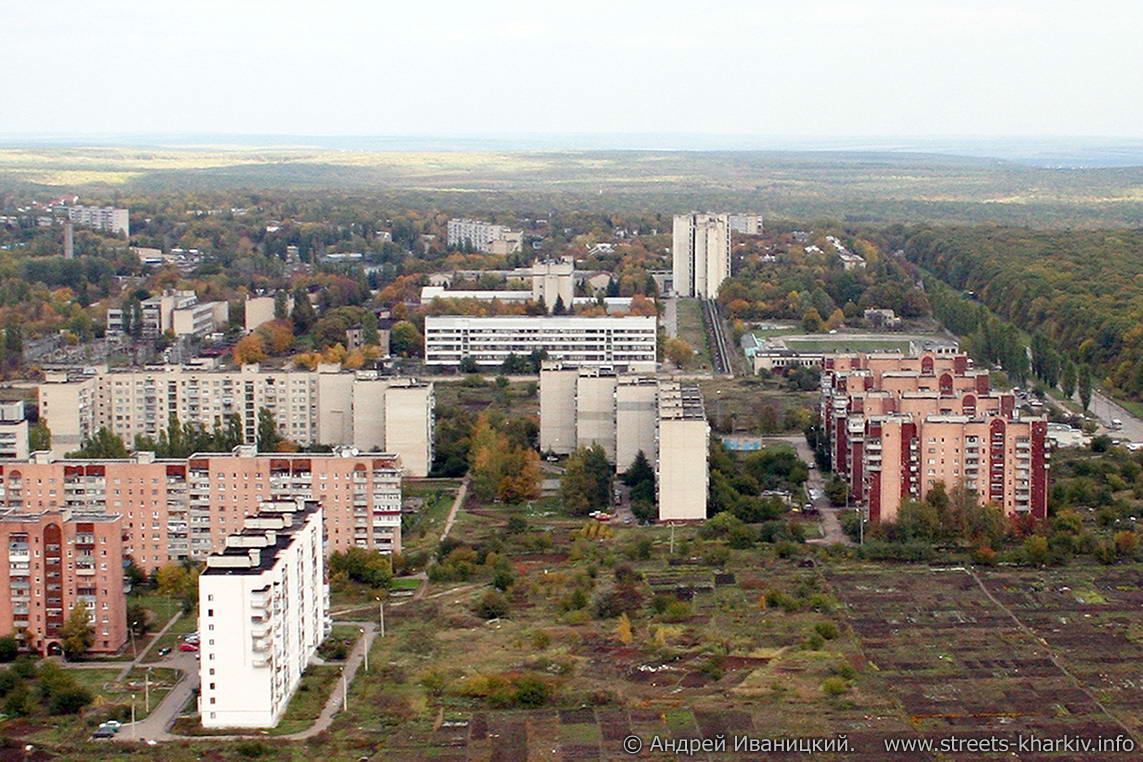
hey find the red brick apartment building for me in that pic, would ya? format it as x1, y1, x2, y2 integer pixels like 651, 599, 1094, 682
821, 353, 1048, 522
0, 511, 126, 655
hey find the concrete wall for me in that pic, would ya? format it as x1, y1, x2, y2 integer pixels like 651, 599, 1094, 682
657, 417, 709, 521
575, 374, 617, 462
615, 379, 658, 472
539, 366, 578, 454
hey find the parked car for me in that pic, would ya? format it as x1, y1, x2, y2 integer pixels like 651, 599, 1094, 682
178, 642, 199, 652
100, 720, 123, 730
157, 647, 172, 657
91, 728, 115, 739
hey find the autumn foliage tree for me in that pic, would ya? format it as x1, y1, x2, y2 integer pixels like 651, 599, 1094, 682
233, 333, 268, 365
468, 414, 540, 503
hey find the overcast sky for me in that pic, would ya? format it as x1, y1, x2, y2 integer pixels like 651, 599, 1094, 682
4, 0, 1141, 139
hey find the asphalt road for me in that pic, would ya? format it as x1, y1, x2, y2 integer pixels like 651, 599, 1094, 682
1087, 391, 1143, 443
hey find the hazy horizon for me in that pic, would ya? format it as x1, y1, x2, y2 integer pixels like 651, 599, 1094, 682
5, 1, 1142, 141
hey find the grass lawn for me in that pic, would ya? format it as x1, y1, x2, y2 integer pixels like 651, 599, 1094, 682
675, 298, 712, 369
401, 486, 458, 553
266, 665, 340, 735
784, 338, 913, 352
141, 608, 197, 663
128, 591, 181, 632
390, 578, 421, 591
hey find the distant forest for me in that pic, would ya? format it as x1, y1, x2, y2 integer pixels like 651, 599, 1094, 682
903, 227, 1143, 401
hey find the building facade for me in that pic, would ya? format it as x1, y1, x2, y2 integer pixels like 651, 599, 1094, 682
0, 447, 402, 571
727, 214, 763, 235
198, 499, 327, 728
0, 510, 127, 655
37, 366, 434, 475
672, 213, 731, 299
656, 382, 709, 522
0, 401, 29, 460
424, 316, 656, 370
819, 353, 1049, 522
446, 218, 519, 252
530, 260, 575, 311
66, 205, 129, 237
539, 364, 709, 521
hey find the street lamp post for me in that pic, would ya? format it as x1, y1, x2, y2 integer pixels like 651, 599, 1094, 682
129, 621, 138, 660
375, 597, 385, 638
360, 629, 368, 672
130, 694, 136, 738
144, 667, 151, 713
341, 671, 348, 712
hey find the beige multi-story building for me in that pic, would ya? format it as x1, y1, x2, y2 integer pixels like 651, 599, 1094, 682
107, 289, 229, 339
0, 510, 127, 655
244, 294, 294, 332
615, 376, 659, 471
575, 370, 618, 462
672, 213, 731, 299
539, 364, 709, 520
0, 447, 403, 571
37, 366, 434, 476
199, 499, 327, 728
656, 382, 709, 522
531, 260, 575, 312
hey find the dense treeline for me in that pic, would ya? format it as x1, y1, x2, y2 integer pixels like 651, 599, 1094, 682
904, 227, 1143, 400
718, 231, 929, 325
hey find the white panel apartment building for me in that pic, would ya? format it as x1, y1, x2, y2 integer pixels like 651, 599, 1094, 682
672, 213, 731, 299
198, 499, 327, 728
446, 218, 514, 252
66, 205, 129, 237
37, 366, 434, 476
727, 214, 763, 235
424, 316, 657, 371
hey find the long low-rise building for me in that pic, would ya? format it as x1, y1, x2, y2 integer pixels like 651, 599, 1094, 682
0, 446, 403, 571
0, 509, 127, 655
199, 499, 327, 728
37, 365, 434, 476
425, 315, 657, 370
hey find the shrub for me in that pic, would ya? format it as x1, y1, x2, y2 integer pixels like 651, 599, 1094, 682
235, 741, 270, 758
765, 589, 803, 612
0, 636, 17, 662
802, 632, 825, 650
48, 686, 92, 715
661, 601, 692, 623
492, 569, 515, 592
814, 622, 839, 640
821, 677, 849, 696
512, 675, 551, 707
473, 590, 510, 620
